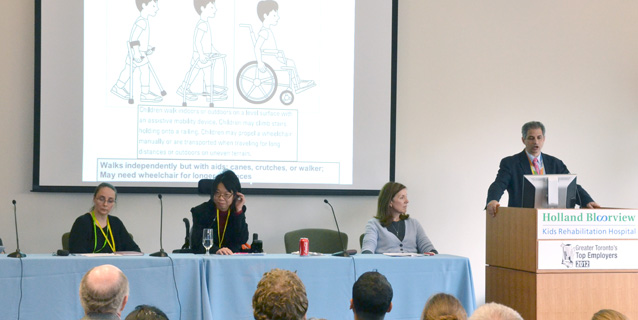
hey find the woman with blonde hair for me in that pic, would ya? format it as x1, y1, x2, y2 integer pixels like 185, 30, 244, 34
421, 293, 467, 320
592, 309, 628, 320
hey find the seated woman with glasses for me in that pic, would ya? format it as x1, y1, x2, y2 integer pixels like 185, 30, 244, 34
69, 182, 140, 253
191, 169, 249, 255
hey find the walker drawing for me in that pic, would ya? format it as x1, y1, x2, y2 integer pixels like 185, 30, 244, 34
110, 0, 166, 104
236, 0, 315, 105
177, 0, 228, 108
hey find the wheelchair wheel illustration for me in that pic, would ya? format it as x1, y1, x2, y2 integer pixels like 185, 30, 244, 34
236, 61, 278, 104
280, 90, 294, 105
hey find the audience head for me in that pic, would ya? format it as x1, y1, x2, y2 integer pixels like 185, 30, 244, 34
125, 305, 169, 320
469, 303, 522, 320
592, 309, 628, 320
376, 181, 409, 226
79, 264, 129, 316
421, 293, 467, 320
351, 271, 393, 320
253, 268, 308, 320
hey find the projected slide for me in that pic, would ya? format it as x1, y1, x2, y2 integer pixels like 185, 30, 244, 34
82, 0, 355, 185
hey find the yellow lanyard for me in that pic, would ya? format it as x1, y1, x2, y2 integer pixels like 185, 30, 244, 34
91, 211, 116, 253
216, 209, 230, 246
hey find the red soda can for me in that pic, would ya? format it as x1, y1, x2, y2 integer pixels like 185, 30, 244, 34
299, 238, 309, 256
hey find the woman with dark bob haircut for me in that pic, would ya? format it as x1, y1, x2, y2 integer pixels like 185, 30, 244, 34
191, 170, 249, 254
361, 181, 437, 254
69, 183, 140, 253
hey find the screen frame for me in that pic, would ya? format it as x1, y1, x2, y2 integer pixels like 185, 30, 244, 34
32, 0, 398, 196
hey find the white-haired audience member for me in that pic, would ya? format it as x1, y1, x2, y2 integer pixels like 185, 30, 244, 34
79, 264, 129, 320
469, 302, 523, 320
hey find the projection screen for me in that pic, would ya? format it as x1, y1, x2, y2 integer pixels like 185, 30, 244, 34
34, 0, 397, 195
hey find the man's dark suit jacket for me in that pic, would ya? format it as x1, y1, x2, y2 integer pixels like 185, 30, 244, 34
486, 150, 594, 208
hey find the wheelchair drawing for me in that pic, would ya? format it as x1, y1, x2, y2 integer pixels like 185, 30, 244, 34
179, 53, 228, 108
236, 24, 314, 105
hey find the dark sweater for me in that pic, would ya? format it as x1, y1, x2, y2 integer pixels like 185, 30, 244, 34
69, 212, 140, 253
191, 200, 248, 254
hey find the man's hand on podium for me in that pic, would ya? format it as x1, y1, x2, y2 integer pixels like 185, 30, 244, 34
586, 202, 601, 209
487, 200, 500, 217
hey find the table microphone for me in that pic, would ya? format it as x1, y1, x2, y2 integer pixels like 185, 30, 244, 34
8, 200, 26, 258
324, 199, 350, 257
181, 218, 191, 250
150, 194, 168, 257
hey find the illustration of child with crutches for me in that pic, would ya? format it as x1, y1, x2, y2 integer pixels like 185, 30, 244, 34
111, 0, 165, 104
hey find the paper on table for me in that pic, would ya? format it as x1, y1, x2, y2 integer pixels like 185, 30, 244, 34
383, 252, 425, 257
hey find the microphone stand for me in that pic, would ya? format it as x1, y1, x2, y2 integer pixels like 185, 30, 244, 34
8, 200, 26, 258
150, 194, 168, 257
181, 218, 191, 250
324, 199, 349, 257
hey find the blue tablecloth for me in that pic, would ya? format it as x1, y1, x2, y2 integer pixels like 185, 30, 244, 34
0, 253, 475, 320
0, 254, 204, 320
203, 254, 476, 320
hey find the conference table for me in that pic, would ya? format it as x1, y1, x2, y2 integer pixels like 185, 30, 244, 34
0, 253, 475, 320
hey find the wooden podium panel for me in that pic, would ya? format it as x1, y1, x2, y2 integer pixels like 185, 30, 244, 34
487, 266, 638, 320
486, 266, 537, 319
486, 207, 537, 272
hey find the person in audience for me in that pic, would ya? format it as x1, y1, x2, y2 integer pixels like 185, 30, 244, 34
361, 182, 437, 254
485, 120, 599, 217
469, 302, 522, 320
592, 309, 628, 320
252, 268, 308, 320
191, 169, 249, 254
125, 305, 168, 320
351, 271, 393, 320
69, 183, 140, 253
79, 264, 129, 320
421, 293, 467, 320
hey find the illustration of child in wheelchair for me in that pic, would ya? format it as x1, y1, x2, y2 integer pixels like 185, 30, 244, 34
177, 0, 228, 108
236, 0, 315, 105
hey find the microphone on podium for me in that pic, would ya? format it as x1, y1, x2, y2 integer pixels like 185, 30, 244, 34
150, 194, 168, 257
8, 200, 26, 258
324, 199, 353, 257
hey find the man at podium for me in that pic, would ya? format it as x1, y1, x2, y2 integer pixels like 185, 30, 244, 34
486, 121, 600, 216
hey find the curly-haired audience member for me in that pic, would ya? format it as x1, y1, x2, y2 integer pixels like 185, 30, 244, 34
252, 268, 308, 320
421, 293, 467, 320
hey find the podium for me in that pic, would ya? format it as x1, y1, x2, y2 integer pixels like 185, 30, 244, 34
486, 207, 638, 320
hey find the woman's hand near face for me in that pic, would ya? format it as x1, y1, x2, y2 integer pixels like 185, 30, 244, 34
234, 192, 246, 212
216, 247, 233, 255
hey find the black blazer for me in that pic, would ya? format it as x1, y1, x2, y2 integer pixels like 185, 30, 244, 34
486, 150, 594, 208
190, 200, 248, 254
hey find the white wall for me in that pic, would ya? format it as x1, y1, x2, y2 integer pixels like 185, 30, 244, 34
2, 0, 638, 306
